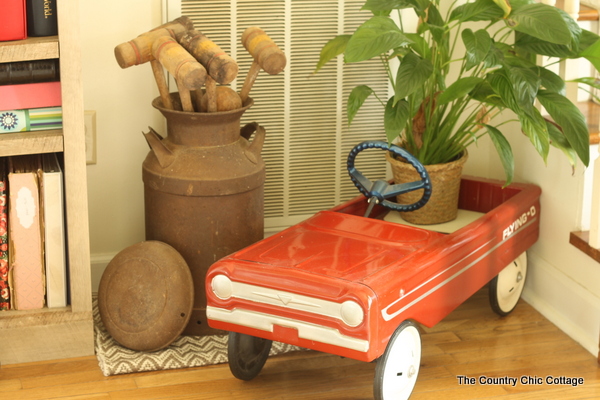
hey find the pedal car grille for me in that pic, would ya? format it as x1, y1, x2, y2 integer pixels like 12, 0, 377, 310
208, 274, 369, 352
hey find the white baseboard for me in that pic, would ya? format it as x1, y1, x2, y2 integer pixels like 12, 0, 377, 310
90, 252, 115, 293
522, 252, 600, 358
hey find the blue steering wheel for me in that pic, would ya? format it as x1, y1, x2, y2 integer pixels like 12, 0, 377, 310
347, 141, 432, 217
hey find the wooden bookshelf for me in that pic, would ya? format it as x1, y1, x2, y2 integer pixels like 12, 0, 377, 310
0, 36, 59, 62
0, 0, 93, 365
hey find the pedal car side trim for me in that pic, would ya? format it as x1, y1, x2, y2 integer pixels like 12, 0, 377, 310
206, 306, 370, 352
381, 215, 538, 321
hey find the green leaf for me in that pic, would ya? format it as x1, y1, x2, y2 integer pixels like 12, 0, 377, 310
347, 85, 374, 125
536, 67, 565, 95
571, 77, 600, 92
509, 0, 536, 10
394, 53, 433, 101
384, 98, 410, 143
470, 81, 507, 108
578, 30, 600, 54
438, 77, 484, 105
484, 43, 505, 68
314, 35, 351, 73
362, 0, 414, 11
450, 0, 504, 22
488, 70, 520, 111
537, 90, 590, 166
405, 33, 431, 59
507, 66, 541, 107
580, 38, 600, 73
514, 32, 576, 58
545, 119, 578, 167
345, 16, 412, 63
462, 29, 492, 70
518, 107, 550, 163
426, 3, 444, 27
485, 125, 514, 185
506, 3, 573, 45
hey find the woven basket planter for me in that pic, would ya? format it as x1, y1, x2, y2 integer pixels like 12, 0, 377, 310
385, 150, 468, 225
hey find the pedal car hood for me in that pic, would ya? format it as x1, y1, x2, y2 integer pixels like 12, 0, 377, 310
226, 210, 444, 283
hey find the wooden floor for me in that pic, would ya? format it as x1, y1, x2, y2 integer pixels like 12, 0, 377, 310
1, 288, 599, 400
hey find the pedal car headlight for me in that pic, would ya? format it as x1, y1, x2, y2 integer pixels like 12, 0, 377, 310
211, 275, 233, 300
340, 300, 364, 327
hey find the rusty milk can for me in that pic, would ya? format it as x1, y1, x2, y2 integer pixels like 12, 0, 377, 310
142, 93, 265, 336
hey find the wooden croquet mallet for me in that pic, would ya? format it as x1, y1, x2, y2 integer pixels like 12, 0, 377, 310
114, 17, 194, 109
180, 29, 239, 112
152, 36, 207, 112
239, 27, 286, 103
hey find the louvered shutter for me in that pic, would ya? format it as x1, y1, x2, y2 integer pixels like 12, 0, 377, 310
171, 0, 390, 232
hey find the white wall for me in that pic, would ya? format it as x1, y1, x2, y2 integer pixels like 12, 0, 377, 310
79, 0, 164, 288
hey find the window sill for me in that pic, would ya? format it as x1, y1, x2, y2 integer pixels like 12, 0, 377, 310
569, 231, 600, 263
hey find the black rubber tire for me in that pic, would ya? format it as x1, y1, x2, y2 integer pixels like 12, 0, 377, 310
227, 331, 272, 381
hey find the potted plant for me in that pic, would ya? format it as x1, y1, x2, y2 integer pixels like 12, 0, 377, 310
315, 0, 600, 224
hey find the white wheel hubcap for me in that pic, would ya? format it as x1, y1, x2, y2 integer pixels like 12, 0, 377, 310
496, 252, 527, 312
380, 324, 421, 399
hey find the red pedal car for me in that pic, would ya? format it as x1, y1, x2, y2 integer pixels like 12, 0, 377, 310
205, 141, 541, 400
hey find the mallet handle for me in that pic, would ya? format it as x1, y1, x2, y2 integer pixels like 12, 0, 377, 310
239, 61, 261, 104
205, 76, 217, 112
150, 60, 173, 109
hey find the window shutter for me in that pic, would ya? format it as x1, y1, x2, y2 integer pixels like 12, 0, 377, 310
179, 0, 389, 231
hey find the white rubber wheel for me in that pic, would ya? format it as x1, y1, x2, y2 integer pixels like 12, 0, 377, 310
489, 252, 527, 316
374, 321, 421, 400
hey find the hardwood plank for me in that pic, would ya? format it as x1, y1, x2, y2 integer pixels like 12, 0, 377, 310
0, 378, 21, 391
0, 378, 137, 400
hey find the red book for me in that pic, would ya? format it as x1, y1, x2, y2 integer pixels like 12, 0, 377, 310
0, 0, 27, 41
0, 81, 61, 111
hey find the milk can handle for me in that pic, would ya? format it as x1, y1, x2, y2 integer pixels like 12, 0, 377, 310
240, 122, 266, 158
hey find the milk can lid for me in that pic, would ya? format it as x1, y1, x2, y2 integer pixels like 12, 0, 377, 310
97, 241, 194, 352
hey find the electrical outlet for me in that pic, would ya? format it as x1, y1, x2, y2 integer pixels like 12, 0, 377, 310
84, 110, 97, 164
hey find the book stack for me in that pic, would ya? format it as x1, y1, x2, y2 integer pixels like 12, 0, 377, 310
1, 1, 62, 133
0, 153, 67, 311
0, 60, 62, 134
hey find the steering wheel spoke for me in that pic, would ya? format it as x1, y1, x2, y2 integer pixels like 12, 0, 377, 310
347, 141, 432, 216
383, 180, 427, 198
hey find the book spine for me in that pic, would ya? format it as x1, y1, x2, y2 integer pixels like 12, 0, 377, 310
26, 0, 58, 37
8, 155, 45, 311
0, 160, 8, 311
0, 0, 27, 42
0, 60, 60, 86
0, 107, 62, 133
0, 82, 62, 112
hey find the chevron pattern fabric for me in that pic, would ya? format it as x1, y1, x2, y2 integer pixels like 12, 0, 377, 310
93, 297, 304, 376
